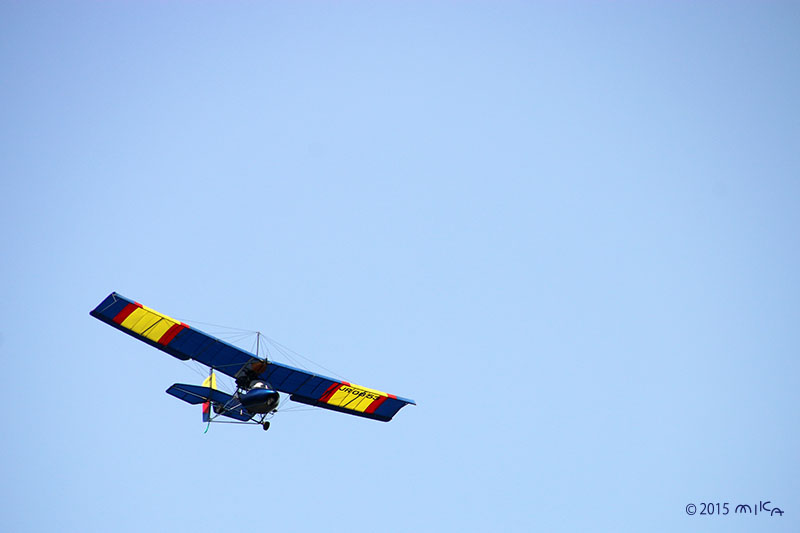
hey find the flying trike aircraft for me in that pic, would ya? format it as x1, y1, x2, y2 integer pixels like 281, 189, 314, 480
91, 292, 415, 431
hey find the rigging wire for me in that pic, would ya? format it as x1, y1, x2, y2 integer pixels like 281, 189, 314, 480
184, 317, 349, 381
172, 318, 354, 424
263, 335, 348, 381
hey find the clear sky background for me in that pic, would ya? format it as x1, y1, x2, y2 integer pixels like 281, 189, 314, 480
1, 2, 798, 532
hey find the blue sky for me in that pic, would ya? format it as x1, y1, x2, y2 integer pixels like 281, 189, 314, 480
2, 2, 798, 532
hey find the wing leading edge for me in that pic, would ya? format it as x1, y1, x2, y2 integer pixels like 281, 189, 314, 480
91, 292, 415, 422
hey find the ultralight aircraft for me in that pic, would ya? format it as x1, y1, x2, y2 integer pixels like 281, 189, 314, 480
91, 292, 415, 431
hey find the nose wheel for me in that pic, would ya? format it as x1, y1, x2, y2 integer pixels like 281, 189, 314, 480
262, 421, 271, 431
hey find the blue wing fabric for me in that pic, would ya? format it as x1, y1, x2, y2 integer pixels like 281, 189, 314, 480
259, 361, 339, 399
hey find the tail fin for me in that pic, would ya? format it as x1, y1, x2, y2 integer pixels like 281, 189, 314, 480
201, 371, 217, 422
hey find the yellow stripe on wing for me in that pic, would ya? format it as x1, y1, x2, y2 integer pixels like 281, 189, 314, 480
120, 305, 182, 343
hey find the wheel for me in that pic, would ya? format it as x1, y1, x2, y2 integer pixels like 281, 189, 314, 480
262, 421, 271, 431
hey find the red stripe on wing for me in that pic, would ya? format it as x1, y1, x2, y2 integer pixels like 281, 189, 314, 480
365, 395, 387, 414
319, 381, 347, 403
158, 322, 188, 346
113, 302, 141, 324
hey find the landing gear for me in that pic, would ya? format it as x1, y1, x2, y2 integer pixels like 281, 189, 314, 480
262, 421, 271, 431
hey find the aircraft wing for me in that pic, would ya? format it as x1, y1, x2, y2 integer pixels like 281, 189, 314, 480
91, 292, 415, 422
258, 361, 416, 422
90, 292, 257, 378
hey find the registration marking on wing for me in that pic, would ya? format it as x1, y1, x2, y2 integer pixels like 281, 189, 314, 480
323, 382, 396, 414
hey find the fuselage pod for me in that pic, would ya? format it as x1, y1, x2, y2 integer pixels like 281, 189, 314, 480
240, 388, 280, 414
